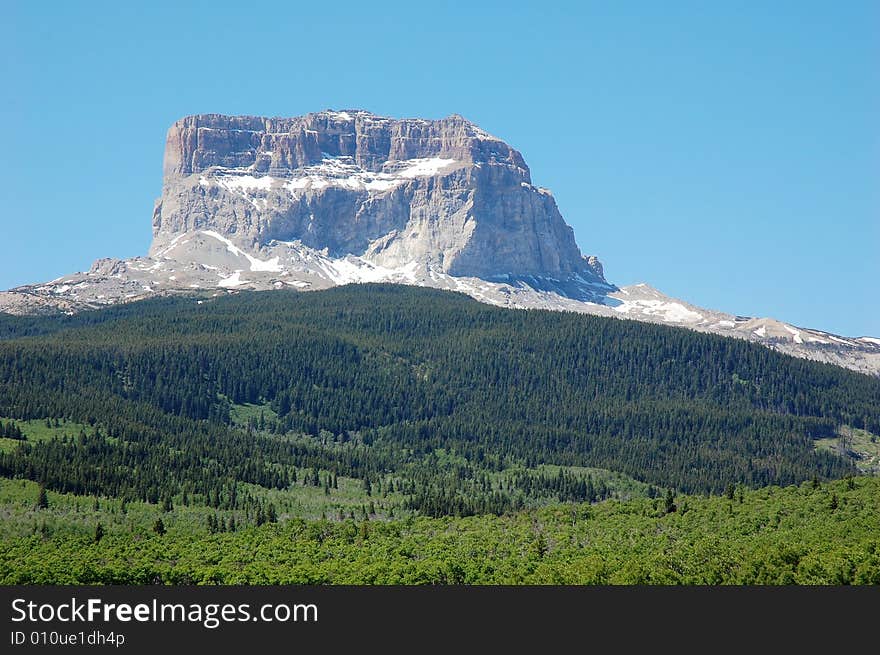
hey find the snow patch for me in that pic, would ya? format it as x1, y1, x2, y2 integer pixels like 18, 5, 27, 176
214, 175, 275, 192
249, 256, 282, 272
783, 325, 803, 344
155, 233, 187, 259
395, 157, 458, 178
753, 326, 767, 338
218, 270, 245, 288
323, 111, 352, 121
200, 231, 283, 272
207, 156, 459, 199
321, 258, 419, 285
612, 299, 704, 323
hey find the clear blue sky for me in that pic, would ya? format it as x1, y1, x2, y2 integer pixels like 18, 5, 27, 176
3, 1, 877, 336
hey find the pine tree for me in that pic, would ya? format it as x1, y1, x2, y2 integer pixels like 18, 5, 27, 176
37, 484, 48, 510
664, 488, 676, 514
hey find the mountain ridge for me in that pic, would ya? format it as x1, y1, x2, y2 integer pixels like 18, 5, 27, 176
1, 109, 878, 376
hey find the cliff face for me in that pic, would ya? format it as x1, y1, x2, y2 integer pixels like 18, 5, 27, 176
160, 112, 528, 176
151, 110, 605, 282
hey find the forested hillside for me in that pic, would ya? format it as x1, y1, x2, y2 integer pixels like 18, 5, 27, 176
0, 285, 876, 519
1, 285, 878, 584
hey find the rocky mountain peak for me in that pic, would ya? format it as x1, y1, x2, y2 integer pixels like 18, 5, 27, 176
2, 109, 877, 377
153, 110, 596, 283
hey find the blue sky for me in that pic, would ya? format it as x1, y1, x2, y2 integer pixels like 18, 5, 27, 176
3, 1, 877, 336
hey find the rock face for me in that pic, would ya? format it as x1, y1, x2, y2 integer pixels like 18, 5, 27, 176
2, 109, 879, 377
151, 110, 605, 283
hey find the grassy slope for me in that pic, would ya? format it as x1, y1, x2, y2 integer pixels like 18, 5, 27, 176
0, 473, 403, 541
815, 426, 880, 475
0, 417, 94, 453
0, 465, 647, 540
2, 476, 877, 585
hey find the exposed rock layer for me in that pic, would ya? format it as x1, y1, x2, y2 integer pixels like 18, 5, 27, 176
152, 110, 603, 282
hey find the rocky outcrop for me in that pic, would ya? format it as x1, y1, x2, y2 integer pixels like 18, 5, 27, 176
151, 110, 605, 283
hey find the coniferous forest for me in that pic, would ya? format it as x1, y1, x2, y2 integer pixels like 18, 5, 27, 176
0, 285, 878, 584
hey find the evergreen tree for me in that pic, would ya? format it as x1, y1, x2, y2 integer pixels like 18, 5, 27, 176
664, 489, 676, 514
37, 484, 48, 510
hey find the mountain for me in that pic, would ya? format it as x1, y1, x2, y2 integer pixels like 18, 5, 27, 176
1, 109, 878, 375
